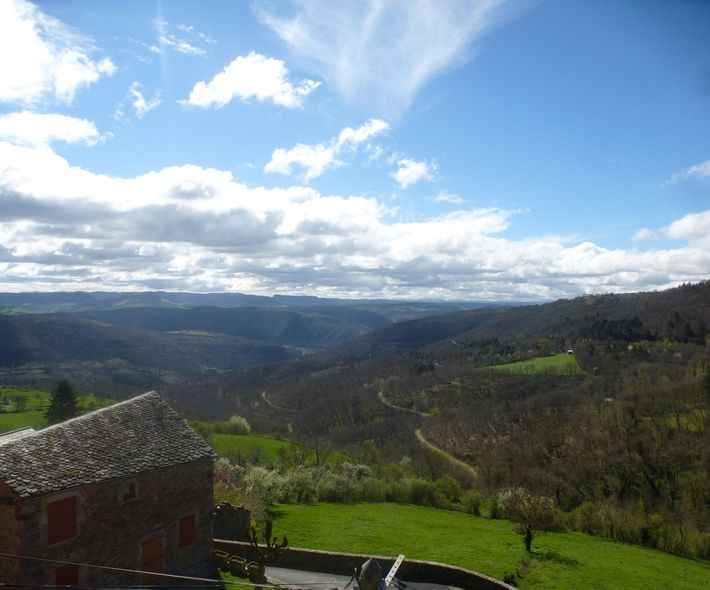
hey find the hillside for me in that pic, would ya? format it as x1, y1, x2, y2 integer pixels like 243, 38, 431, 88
331, 281, 710, 359
171, 282, 710, 562
0, 314, 299, 393
77, 306, 383, 349
0, 290, 470, 319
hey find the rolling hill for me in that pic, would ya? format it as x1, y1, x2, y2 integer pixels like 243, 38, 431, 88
0, 314, 300, 393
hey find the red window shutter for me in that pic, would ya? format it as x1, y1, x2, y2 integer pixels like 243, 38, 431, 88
47, 496, 77, 545
178, 514, 196, 548
122, 482, 136, 501
55, 564, 79, 585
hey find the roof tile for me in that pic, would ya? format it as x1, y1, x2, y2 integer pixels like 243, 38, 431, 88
0, 392, 214, 499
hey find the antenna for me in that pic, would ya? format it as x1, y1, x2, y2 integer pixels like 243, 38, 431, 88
384, 554, 405, 588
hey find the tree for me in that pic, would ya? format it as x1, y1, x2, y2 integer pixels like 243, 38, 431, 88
499, 487, 557, 552
45, 379, 78, 425
12, 394, 27, 413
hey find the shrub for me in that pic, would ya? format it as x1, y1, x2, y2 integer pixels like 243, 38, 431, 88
435, 475, 463, 504
462, 489, 483, 516
410, 479, 437, 507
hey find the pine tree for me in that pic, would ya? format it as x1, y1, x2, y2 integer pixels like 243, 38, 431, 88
45, 379, 78, 425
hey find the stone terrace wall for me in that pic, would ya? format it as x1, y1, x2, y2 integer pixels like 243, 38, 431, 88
215, 540, 516, 590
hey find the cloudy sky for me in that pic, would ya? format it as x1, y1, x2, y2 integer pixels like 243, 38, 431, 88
0, 0, 708, 301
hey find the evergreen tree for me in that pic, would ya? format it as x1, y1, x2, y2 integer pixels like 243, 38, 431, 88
45, 379, 78, 425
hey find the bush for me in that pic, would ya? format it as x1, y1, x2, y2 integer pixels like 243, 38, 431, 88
462, 489, 483, 516
280, 467, 317, 504
410, 479, 437, 506
385, 479, 413, 504
435, 475, 463, 504
243, 466, 281, 520
215, 457, 245, 486
488, 495, 503, 519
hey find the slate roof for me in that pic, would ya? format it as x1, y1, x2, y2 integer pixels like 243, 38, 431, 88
0, 427, 36, 445
0, 392, 214, 499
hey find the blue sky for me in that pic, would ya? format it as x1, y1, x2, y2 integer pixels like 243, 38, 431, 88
0, 0, 708, 300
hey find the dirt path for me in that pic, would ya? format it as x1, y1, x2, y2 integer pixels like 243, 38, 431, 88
261, 390, 295, 413
377, 388, 478, 477
377, 390, 429, 417
415, 428, 478, 478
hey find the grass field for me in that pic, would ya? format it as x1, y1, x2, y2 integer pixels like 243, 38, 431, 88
208, 433, 348, 466
272, 503, 709, 590
486, 353, 585, 376
209, 434, 294, 463
0, 386, 113, 433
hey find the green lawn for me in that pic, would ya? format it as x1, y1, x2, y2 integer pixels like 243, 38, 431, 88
0, 410, 47, 432
272, 503, 709, 590
0, 386, 114, 433
486, 353, 585, 376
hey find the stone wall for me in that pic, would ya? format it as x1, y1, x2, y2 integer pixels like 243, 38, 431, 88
0, 482, 20, 582
215, 540, 517, 590
8, 459, 213, 586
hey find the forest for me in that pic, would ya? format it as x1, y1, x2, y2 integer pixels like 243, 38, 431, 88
175, 282, 710, 561
1, 282, 709, 562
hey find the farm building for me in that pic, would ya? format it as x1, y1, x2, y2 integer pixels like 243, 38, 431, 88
0, 391, 214, 586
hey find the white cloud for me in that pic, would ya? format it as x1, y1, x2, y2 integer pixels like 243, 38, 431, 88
632, 228, 657, 242
153, 17, 212, 56
670, 159, 710, 183
335, 119, 389, 148
0, 0, 116, 105
392, 158, 434, 189
665, 210, 710, 247
158, 34, 205, 56
0, 111, 102, 146
634, 211, 710, 249
265, 119, 389, 181
128, 82, 162, 117
684, 160, 710, 177
1, 140, 709, 299
255, 0, 515, 114
266, 143, 340, 182
182, 51, 320, 109
434, 190, 463, 204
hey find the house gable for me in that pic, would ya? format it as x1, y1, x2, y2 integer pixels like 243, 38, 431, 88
0, 392, 214, 499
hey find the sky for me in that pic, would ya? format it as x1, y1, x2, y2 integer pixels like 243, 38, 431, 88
0, 0, 708, 301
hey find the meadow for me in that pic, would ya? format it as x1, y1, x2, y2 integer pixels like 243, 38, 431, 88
209, 434, 294, 463
273, 503, 709, 590
486, 353, 585, 376
208, 433, 348, 466
0, 386, 113, 433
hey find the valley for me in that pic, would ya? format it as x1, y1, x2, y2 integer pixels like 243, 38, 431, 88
1, 283, 709, 588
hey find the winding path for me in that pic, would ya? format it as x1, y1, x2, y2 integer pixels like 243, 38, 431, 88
261, 390, 296, 413
415, 429, 479, 478
377, 388, 478, 477
377, 390, 430, 417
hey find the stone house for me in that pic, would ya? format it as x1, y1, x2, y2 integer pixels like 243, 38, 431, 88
0, 391, 214, 586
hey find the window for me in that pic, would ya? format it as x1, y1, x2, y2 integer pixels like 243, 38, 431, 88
121, 481, 137, 502
55, 564, 79, 585
178, 514, 196, 548
47, 496, 77, 545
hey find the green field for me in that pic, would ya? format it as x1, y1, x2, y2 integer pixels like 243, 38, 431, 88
209, 434, 294, 463
486, 353, 585, 376
0, 386, 113, 433
208, 433, 348, 466
272, 503, 709, 590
